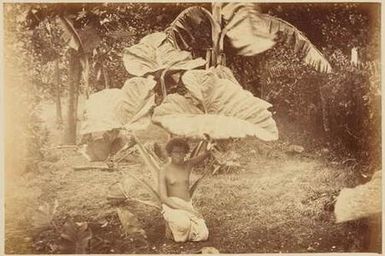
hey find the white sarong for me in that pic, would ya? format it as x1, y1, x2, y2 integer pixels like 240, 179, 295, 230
162, 197, 209, 242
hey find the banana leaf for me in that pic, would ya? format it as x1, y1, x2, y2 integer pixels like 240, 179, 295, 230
221, 3, 332, 73
165, 6, 219, 52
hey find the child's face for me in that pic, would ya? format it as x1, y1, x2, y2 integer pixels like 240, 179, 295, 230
170, 146, 187, 164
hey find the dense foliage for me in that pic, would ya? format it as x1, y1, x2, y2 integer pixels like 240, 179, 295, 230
4, 2, 381, 173
226, 3, 380, 167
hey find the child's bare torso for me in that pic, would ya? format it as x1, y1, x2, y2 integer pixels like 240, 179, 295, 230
165, 162, 191, 201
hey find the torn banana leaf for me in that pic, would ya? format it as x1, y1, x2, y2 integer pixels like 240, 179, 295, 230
123, 32, 206, 77
165, 6, 217, 52
221, 3, 332, 73
153, 70, 278, 140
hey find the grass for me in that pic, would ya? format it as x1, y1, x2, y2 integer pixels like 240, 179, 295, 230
4, 124, 380, 254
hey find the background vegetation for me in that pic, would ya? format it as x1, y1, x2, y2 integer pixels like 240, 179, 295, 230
4, 3, 380, 176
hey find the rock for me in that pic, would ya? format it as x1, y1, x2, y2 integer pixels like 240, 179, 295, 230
286, 145, 305, 154
201, 247, 220, 254
334, 171, 381, 222
307, 246, 316, 252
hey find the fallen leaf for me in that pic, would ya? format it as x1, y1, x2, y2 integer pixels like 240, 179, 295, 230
116, 207, 147, 238
60, 219, 92, 254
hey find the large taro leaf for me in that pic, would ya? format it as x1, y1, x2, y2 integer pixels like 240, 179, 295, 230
221, 3, 332, 73
123, 32, 206, 77
80, 77, 155, 161
80, 77, 156, 135
121, 77, 157, 130
153, 70, 278, 140
209, 65, 241, 87
80, 89, 130, 135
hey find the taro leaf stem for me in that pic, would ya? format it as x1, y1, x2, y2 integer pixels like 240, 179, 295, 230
131, 132, 161, 188
160, 68, 169, 102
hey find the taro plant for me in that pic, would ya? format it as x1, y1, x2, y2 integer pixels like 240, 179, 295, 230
79, 2, 333, 231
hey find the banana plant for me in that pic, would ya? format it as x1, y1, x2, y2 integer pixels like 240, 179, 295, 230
58, 16, 101, 98
26, 6, 102, 144
166, 2, 332, 72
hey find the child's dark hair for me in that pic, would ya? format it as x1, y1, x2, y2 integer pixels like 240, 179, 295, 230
165, 138, 190, 155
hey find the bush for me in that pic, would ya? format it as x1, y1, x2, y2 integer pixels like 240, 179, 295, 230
323, 51, 380, 168
241, 45, 381, 168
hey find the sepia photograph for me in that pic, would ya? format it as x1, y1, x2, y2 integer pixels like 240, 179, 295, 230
3, 1, 381, 254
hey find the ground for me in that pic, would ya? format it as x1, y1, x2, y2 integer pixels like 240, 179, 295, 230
4, 121, 381, 254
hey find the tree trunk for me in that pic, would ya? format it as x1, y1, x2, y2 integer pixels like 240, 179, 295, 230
82, 56, 90, 98
55, 58, 63, 127
319, 84, 330, 133
64, 50, 82, 144
211, 3, 222, 66
102, 65, 111, 89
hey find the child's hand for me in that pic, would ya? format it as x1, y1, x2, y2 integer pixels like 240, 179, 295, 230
206, 141, 216, 151
203, 133, 216, 151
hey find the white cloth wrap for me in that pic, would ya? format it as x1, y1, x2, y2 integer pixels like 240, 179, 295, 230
162, 197, 209, 242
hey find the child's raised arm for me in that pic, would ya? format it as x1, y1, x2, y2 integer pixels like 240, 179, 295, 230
185, 141, 216, 167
